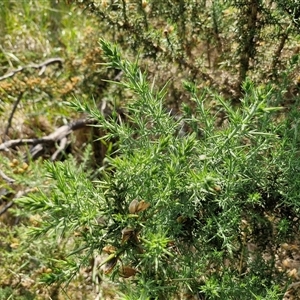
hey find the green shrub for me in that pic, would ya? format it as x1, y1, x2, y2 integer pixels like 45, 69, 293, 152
17, 39, 299, 299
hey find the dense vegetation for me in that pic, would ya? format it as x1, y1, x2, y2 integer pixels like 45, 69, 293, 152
1, 0, 300, 299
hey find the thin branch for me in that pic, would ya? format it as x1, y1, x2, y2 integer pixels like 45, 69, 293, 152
0, 118, 95, 152
50, 137, 69, 161
0, 137, 52, 151
0, 169, 15, 183
237, 0, 259, 92
287, 281, 300, 289
271, 25, 291, 73
0, 57, 63, 81
0, 201, 14, 216
0, 189, 32, 217
4, 91, 24, 140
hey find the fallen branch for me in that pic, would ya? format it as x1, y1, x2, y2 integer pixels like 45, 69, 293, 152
0, 57, 64, 81
4, 91, 24, 141
51, 137, 69, 161
0, 118, 95, 159
0, 189, 33, 217
0, 200, 14, 216
0, 169, 15, 183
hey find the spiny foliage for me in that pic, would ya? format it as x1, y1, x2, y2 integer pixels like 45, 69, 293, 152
17, 40, 299, 299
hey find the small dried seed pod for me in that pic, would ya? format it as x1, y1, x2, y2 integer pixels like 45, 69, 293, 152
136, 200, 150, 213
128, 199, 139, 214
176, 215, 187, 223
213, 185, 221, 192
103, 245, 117, 254
121, 227, 135, 244
119, 266, 138, 278
103, 256, 118, 274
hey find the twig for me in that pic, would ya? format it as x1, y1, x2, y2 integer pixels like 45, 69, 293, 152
271, 25, 291, 74
0, 200, 14, 216
237, 0, 259, 95
0, 169, 15, 183
50, 137, 69, 161
4, 91, 24, 140
0, 118, 95, 159
29, 144, 44, 160
0, 137, 52, 151
0, 189, 32, 217
0, 58, 63, 81
285, 281, 300, 293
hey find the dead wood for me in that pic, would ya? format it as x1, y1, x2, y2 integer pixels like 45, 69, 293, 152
0, 169, 15, 183
0, 118, 95, 160
4, 91, 24, 141
0, 189, 34, 217
0, 57, 63, 81
0, 118, 97, 216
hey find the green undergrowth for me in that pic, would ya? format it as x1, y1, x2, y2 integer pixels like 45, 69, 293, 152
15, 40, 300, 299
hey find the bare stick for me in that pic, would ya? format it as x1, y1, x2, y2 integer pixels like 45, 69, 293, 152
0, 201, 14, 216
0, 189, 32, 216
50, 137, 69, 161
271, 29, 290, 73
0, 58, 63, 81
0, 169, 15, 183
0, 118, 95, 152
4, 91, 24, 140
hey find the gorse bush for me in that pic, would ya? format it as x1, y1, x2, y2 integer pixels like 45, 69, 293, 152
17, 39, 300, 299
